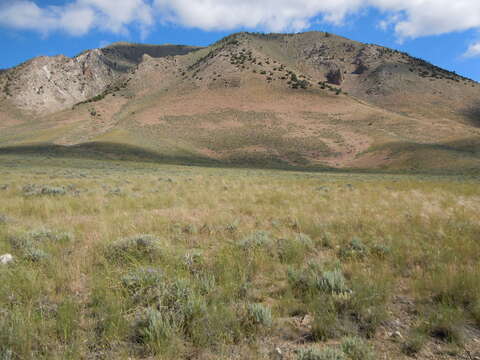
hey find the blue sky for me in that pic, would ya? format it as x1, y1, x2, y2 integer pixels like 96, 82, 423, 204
1, 0, 480, 81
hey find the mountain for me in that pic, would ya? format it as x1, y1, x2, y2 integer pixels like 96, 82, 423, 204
1, 31, 479, 173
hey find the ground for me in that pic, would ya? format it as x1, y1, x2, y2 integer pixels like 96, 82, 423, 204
0, 155, 479, 359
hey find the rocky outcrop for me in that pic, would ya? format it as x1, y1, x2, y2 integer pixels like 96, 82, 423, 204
0, 43, 200, 114
0, 254, 13, 265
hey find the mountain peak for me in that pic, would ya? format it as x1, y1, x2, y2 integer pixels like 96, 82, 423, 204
1, 32, 479, 172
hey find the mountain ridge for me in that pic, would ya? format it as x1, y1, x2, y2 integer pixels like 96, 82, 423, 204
1, 31, 479, 173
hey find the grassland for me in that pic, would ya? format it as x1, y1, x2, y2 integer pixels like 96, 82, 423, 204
0, 154, 479, 359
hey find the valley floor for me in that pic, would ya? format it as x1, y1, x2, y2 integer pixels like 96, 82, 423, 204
0, 155, 479, 359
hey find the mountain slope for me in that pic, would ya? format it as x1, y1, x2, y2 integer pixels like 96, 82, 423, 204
0, 32, 479, 173
0, 43, 200, 114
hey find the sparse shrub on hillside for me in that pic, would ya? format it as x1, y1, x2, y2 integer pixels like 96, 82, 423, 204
23, 247, 49, 262
238, 230, 273, 250
106, 234, 162, 262
339, 237, 367, 259
297, 347, 346, 360
278, 233, 313, 264
402, 330, 427, 356
423, 306, 465, 345
288, 262, 350, 296
121, 267, 163, 297
28, 228, 73, 243
225, 221, 238, 233
245, 303, 273, 329
132, 308, 180, 354
319, 269, 350, 295
311, 299, 351, 341
22, 184, 67, 196
9, 228, 72, 250
183, 251, 204, 274
341, 336, 376, 360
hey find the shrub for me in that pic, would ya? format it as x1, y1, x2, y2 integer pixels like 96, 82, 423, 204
23, 247, 49, 262
278, 234, 312, 264
246, 303, 272, 328
311, 299, 350, 340
22, 184, 67, 196
424, 306, 464, 344
121, 267, 163, 295
183, 251, 204, 273
341, 337, 376, 360
238, 231, 272, 250
297, 347, 346, 360
319, 269, 350, 295
347, 272, 390, 338
106, 235, 162, 262
288, 263, 350, 296
133, 308, 180, 353
28, 228, 72, 243
339, 237, 367, 260
402, 330, 427, 356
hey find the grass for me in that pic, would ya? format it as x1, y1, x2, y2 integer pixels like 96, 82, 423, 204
0, 154, 479, 359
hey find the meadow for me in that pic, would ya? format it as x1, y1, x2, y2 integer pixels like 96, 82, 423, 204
0, 154, 479, 359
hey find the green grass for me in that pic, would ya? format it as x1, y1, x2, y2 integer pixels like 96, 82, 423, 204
0, 154, 479, 359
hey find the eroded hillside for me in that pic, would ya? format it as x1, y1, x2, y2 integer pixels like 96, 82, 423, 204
1, 32, 479, 172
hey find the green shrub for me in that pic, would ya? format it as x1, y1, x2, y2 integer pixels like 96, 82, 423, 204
347, 272, 390, 337
424, 306, 464, 344
133, 308, 180, 354
22, 185, 67, 196
28, 229, 72, 243
341, 336, 376, 360
288, 262, 350, 296
238, 231, 272, 250
246, 303, 272, 328
23, 247, 49, 262
297, 347, 346, 360
339, 237, 367, 260
402, 330, 427, 356
311, 298, 351, 340
106, 235, 162, 262
121, 267, 163, 295
278, 233, 313, 264
319, 269, 350, 295
9, 229, 72, 250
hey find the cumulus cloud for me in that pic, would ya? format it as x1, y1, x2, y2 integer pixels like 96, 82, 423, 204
1, 0, 480, 43
154, 0, 363, 32
0, 0, 153, 36
464, 41, 480, 58
154, 0, 480, 39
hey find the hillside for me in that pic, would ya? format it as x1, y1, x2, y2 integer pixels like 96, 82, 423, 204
0, 31, 479, 173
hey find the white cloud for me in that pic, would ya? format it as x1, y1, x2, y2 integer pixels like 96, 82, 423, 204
0, 0, 154, 36
1, 0, 480, 45
154, 0, 480, 39
154, 0, 364, 32
464, 41, 480, 58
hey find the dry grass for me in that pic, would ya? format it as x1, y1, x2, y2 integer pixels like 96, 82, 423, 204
0, 154, 479, 359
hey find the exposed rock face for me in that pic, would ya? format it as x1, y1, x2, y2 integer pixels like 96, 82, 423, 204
2, 51, 117, 113
0, 44, 200, 114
